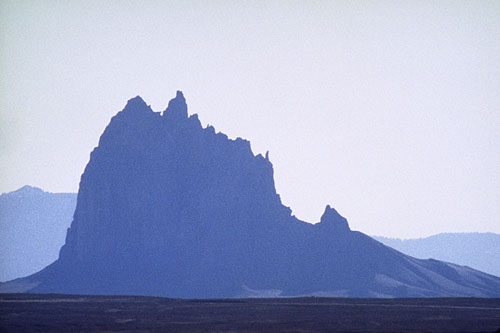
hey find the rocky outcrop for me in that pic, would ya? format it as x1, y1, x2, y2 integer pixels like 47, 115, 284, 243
3, 92, 500, 298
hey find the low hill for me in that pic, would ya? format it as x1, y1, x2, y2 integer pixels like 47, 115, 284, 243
0, 186, 76, 281
373, 233, 500, 277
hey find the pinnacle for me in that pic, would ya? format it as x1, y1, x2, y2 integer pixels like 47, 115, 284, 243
164, 90, 188, 119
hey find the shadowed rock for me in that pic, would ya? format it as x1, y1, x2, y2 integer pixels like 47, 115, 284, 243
2, 92, 500, 298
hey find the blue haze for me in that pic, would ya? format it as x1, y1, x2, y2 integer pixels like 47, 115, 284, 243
1, 1, 500, 238
0, 186, 76, 281
374, 233, 500, 277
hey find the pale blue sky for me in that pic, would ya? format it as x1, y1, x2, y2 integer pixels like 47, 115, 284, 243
1, 1, 499, 238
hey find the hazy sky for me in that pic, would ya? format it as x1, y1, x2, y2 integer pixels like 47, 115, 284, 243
1, 1, 499, 238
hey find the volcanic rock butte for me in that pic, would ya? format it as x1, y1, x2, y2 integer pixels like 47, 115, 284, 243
3, 91, 500, 298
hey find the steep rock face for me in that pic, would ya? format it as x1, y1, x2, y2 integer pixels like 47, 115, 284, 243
3, 92, 500, 298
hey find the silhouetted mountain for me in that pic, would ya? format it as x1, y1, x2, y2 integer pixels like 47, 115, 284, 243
2, 92, 500, 297
374, 233, 500, 277
0, 186, 76, 281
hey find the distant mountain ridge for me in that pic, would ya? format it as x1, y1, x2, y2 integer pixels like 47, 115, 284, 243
374, 233, 500, 277
0, 186, 77, 281
2, 92, 500, 297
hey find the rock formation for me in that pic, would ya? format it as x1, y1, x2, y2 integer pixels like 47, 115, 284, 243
3, 92, 500, 297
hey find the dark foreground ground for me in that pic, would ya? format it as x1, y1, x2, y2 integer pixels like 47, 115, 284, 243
1, 293, 499, 332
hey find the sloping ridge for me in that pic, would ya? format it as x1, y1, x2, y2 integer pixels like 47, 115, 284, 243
2, 92, 500, 298
374, 233, 500, 277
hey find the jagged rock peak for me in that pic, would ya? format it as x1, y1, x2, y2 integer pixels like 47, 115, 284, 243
123, 95, 150, 112
164, 90, 188, 119
319, 204, 350, 231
